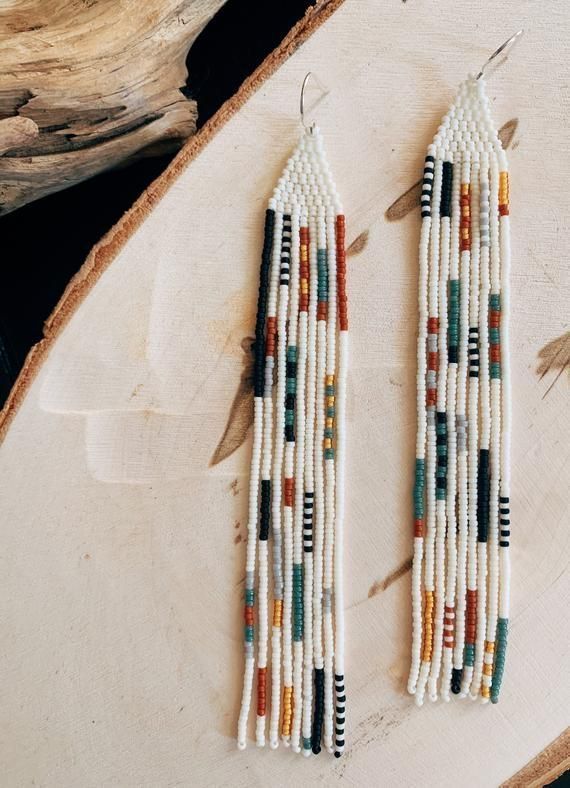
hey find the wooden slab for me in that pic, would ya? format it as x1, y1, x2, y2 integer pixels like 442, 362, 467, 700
1, 1, 569, 785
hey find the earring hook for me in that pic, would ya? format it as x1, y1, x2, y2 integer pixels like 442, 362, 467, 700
300, 72, 329, 133
476, 29, 524, 80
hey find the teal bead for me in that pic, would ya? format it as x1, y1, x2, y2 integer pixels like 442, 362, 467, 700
245, 589, 254, 606
317, 250, 328, 300
414, 459, 425, 516
489, 294, 501, 310
448, 281, 460, 346
491, 617, 509, 703
489, 328, 500, 344
490, 362, 501, 379
325, 448, 335, 460
293, 563, 304, 640
464, 643, 475, 667
245, 625, 254, 643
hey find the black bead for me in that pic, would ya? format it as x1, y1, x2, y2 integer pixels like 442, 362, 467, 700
440, 161, 453, 217
451, 668, 462, 694
259, 480, 271, 540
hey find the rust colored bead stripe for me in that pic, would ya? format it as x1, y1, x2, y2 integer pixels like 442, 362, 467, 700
265, 316, 276, 357
444, 605, 455, 648
257, 667, 267, 716
465, 589, 477, 642
336, 215, 348, 331
428, 317, 439, 334
284, 476, 294, 508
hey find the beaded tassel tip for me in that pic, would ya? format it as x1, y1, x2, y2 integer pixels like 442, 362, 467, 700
408, 72, 512, 706
237, 111, 349, 756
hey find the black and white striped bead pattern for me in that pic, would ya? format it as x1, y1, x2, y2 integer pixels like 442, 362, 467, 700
280, 215, 292, 286
468, 326, 479, 378
334, 673, 346, 757
303, 492, 314, 554
499, 496, 510, 548
421, 155, 435, 218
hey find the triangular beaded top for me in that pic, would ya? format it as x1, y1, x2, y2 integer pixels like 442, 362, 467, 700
237, 128, 349, 757
408, 77, 512, 706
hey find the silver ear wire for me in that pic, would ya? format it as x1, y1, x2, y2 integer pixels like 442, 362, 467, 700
300, 72, 329, 133
476, 29, 524, 80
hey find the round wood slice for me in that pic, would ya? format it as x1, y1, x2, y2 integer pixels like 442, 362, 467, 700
0, 1, 568, 784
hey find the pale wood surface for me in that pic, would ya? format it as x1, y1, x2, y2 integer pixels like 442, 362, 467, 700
1, 1, 569, 785
0, 0, 226, 214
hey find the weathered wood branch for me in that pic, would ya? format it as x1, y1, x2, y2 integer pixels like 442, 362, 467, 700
0, 0, 227, 214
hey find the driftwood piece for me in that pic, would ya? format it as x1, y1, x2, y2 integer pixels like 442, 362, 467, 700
0, 0, 226, 214
0, 0, 569, 785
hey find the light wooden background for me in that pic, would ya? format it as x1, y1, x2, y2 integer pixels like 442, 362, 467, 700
1, 1, 569, 785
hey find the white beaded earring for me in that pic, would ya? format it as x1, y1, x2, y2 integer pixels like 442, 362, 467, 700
237, 73, 349, 758
408, 31, 521, 707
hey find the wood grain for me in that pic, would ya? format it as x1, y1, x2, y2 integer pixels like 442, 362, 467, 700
0, 1, 568, 785
537, 331, 570, 399
211, 337, 254, 466
0, 0, 227, 213
368, 556, 413, 598
347, 229, 369, 256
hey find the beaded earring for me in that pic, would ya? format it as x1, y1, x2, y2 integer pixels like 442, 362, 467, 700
408, 32, 521, 706
237, 73, 349, 758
